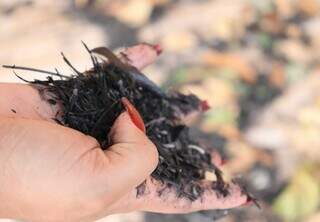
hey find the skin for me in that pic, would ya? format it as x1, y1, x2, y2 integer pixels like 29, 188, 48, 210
0, 43, 247, 222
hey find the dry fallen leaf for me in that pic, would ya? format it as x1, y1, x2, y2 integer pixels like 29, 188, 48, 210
274, 40, 313, 64
306, 212, 320, 222
107, 0, 154, 27
260, 12, 283, 34
275, 0, 295, 18
225, 140, 257, 174
269, 62, 285, 88
180, 77, 237, 110
138, 0, 250, 42
286, 24, 302, 39
202, 51, 256, 83
161, 31, 198, 52
296, 0, 320, 16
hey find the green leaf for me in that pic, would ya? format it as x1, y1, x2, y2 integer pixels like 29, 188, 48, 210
273, 167, 320, 221
204, 107, 237, 126
162, 67, 213, 89
285, 63, 308, 85
257, 33, 273, 50
167, 68, 189, 86
217, 68, 238, 81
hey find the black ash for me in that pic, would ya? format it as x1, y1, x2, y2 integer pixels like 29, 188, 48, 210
4, 44, 243, 201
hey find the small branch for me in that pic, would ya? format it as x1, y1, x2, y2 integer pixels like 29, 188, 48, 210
81, 41, 100, 70
60, 52, 81, 75
2, 65, 69, 78
12, 71, 31, 83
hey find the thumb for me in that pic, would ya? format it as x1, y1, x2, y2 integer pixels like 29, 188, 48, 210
102, 111, 159, 197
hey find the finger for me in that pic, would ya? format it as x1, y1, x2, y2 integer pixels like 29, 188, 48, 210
0, 43, 161, 119
139, 179, 247, 213
121, 97, 146, 133
106, 177, 247, 214
169, 93, 211, 126
102, 112, 159, 200
119, 43, 162, 70
211, 151, 224, 168
118, 43, 212, 126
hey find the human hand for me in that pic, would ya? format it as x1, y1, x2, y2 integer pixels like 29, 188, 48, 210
0, 44, 247, 222
0, 112, 158, 222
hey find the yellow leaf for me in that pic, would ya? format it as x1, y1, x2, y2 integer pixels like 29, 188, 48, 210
273, 167, 320, 221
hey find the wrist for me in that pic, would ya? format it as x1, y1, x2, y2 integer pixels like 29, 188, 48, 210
0, 186, 21, 220
0, 130, 25, 220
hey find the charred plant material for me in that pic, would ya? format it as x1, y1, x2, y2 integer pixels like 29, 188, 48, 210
4, 44, 248, 201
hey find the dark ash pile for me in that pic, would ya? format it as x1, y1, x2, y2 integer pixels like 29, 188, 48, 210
5, 45, 238, 201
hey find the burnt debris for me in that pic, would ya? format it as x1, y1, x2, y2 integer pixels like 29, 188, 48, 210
3, 44, 248, 201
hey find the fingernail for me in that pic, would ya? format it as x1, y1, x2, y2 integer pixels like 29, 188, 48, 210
242, 195, 261, 209
221, 159, 228, 166
201, 100, 210, 111
121, 97, 146, 133
152, 44, 163, 55
243, 199, 253, 206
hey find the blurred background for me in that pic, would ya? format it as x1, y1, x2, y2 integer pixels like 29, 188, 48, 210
1, 0, 320, 221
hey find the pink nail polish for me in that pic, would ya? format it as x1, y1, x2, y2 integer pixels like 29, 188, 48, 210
121, 97, 146, 133
153, 44, 163, 55
201, 100, 210, 111
221, 159, 228, 166
242, 195, 261, 209
243, 200, 253, 206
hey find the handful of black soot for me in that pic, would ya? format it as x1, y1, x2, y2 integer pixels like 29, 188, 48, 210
4, 44, 254, 202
